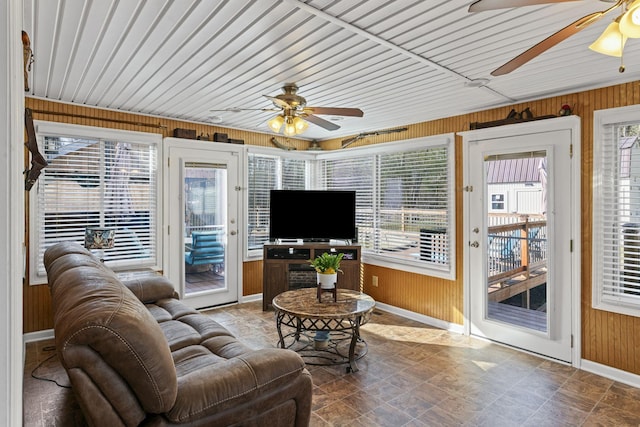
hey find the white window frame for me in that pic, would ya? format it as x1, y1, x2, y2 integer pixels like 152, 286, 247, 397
593, 104, 640, 317
243, 146, 313, 259
29, 121, 163, 285
317, 134, 456, 280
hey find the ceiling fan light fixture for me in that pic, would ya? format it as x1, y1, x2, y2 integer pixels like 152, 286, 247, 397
620, 0, 640, 38
267, 115, 284, 132
589, 21, 627, 56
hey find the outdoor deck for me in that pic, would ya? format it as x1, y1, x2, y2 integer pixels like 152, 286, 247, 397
185, 269, 225, 294
488, 301, 547, 332
486, 216, 548, 332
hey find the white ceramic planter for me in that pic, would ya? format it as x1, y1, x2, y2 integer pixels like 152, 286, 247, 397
317, 272, 337, 289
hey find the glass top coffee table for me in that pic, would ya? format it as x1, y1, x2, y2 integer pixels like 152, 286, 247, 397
272, 288, 375, 373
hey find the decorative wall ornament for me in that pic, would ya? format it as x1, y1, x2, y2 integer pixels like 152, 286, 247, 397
24, 108, 47, 191
22, 30, 33, 92
340, 127, 408, 149
271, 137, 296, 151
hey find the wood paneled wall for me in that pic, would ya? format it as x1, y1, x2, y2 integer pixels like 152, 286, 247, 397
242, 260, 263, 296
23, 82, 640, 376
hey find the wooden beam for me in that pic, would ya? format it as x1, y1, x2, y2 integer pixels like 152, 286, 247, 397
488, 272, 547, 302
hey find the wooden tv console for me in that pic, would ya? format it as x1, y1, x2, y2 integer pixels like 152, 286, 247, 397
262, 242, 361, 311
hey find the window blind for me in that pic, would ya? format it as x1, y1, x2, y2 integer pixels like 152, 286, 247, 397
321, 156, 374, 247
595, 121, 640, 309
320, 144, 452, 274
247, 153, 306, 251
33, 136, 158, 281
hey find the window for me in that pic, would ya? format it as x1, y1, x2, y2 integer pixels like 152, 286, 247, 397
246, 151, 307, 256
593, 105, 640, 316
491, 193, 506, 211
29, 122, 161, 285
319, 135, 455, 279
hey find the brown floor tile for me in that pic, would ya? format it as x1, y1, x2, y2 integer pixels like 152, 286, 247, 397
583, 402, 640, 426
527, 398, 590, 426
313, 399, 363, 426
364, 401, 414, 426
22, 302, 640, 427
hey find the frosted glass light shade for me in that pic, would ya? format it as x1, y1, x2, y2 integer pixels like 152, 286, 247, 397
620, 0, 640, 38
589, 21, 627, 57
267, 115, 284, 132
292, 116, 309, 133
283, 117, 297, 137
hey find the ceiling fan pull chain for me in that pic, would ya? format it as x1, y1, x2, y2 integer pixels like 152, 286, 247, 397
620, 34, 625, 73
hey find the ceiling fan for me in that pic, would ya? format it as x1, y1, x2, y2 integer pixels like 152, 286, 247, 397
469, 0, 640, 75
213, 83, 363, 137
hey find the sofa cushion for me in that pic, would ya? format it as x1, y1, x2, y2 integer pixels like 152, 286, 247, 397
121, 275, 178, 303
167, 348, 306, 424
46, 247, 178, 414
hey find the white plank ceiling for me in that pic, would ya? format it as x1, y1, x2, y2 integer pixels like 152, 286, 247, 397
23, 0, 640, 140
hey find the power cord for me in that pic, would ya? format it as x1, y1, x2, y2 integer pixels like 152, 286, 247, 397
30, 345, 71, 389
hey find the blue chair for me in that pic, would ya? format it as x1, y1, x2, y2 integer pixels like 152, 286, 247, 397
185, 231, 224, 271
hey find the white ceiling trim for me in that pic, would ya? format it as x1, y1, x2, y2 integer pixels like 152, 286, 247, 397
282, 0, 516, 103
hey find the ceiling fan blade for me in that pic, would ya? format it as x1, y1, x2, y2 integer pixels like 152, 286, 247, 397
303, 107, 364, 117
263, 95, 292, 109
304, 114, 340, 131
469, 0, 579, 13
491, 7, 616, 76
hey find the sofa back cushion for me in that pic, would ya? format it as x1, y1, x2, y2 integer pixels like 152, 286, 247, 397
45, 242, 178, 415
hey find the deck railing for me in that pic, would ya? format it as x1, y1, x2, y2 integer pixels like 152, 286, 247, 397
487, 216, 547, 285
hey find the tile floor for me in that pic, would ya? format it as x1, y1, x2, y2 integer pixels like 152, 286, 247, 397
23, 301, 640, 426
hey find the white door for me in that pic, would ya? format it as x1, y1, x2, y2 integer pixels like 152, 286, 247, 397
464, 124, 578, 363
166, 142, 241, 309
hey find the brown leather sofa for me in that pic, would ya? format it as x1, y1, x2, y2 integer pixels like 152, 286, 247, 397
44, 242, 312, 427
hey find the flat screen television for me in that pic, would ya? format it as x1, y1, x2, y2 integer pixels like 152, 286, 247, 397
269, 190, 356, 242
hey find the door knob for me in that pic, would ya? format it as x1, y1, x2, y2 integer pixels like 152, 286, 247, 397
472, 227, 479, 234
469, 241, 479, 248
230, 230, 237, 236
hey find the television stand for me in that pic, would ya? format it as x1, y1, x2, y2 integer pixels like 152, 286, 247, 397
262, 242, 361, 311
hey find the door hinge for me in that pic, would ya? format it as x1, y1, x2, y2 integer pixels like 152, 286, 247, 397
569, 144, 573, 159
167, 225, 170, 235
571, 334, 574, 348
168, 157, 170, 168
570, 239, 573, 252
464, 185, 473, 192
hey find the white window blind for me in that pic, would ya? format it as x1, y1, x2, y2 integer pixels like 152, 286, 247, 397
320, 137, 454, 278
594, 105, 640, 316
30, 124, 160, 284
247, 153, 306, 252
322, 156, 375, 246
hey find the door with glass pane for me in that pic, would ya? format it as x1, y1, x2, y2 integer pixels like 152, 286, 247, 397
466, 130, 575, 362
166, 145, 240, 309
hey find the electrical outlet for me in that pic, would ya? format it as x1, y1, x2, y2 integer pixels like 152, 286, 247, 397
372, 275, 378, 287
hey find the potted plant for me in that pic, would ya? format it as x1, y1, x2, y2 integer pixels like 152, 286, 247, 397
309, 252, 344, 289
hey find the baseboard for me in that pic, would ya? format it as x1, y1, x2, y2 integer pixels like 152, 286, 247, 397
580, 359, 640, 389
23, 329, 54, 345
241, 293, 262, 304
373, 301, 465, 334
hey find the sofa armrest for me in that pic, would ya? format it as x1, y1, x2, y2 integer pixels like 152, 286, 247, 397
167, 349, 307, 424
121, 275, 178, 303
